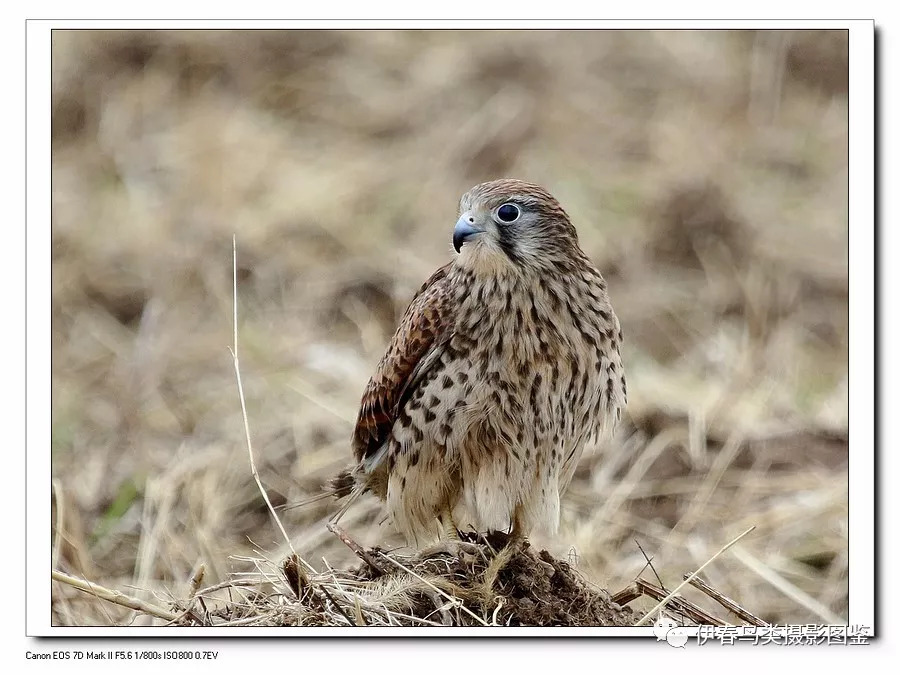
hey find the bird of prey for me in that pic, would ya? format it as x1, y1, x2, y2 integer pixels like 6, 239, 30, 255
330, 179, 626, 547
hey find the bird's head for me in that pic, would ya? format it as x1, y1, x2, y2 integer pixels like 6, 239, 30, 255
452, 179, 580, 274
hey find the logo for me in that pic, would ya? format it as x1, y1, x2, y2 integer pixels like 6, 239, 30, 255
653, 612, 690, 648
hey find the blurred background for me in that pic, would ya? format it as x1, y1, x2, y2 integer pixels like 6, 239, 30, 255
51, 29, 848, 626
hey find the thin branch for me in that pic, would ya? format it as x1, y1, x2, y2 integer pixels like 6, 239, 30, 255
229, 235, 310, 588
52, 570, 178, 623
634, 578, 725, 626
51, 480, 64, 572
189, 564, 206, 598
318, 584, 356, 626
611, 579, 725, 626
51, 483, 76, 627
634, 538, 667, 590
195, 578, 268, 597
164, 564, 208, 626
684, 574, 768, 626
610, 583, 642, 606
491, 597, 505, 626
635, 525, 756, 626
213, 614, 273, 627
327, 522, 388, 576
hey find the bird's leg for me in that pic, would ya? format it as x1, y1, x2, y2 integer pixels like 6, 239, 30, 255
507, 503, 555, 575
506, 504, 529, 548
418, 506, 478, 558
485, 505, 529, 548
441, 506, 461, 541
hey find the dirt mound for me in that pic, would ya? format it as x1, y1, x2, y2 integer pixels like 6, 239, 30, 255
178, 532, 634, 627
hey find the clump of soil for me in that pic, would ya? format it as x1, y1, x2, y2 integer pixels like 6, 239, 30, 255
179, 532, 635, 627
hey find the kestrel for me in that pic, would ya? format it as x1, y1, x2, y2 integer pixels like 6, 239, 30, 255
330, 179, 626, 546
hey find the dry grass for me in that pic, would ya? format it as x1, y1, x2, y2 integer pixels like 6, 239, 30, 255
55, 533, 639, 627
50, 29, 848, 627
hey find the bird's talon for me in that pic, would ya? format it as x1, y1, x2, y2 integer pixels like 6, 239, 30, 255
420, 540, 480, 559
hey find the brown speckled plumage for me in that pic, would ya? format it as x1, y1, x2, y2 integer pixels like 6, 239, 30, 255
340, 179, 626, 543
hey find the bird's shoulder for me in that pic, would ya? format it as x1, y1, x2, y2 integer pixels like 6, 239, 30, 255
352, 263, 457, 462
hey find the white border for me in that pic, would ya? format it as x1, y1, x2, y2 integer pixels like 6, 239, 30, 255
27, 18, 54, 639
846, 23, 875, 632
21, 19, 876, 29
27, 19, 873, 639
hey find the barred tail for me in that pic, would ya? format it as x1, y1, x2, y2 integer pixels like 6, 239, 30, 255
279, 469, 357, 511
328, 470, 356, 499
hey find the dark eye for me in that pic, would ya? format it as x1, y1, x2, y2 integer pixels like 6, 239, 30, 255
496, 203, 520, 223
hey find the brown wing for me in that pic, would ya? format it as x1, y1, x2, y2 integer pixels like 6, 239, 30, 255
352, 264, 455, 463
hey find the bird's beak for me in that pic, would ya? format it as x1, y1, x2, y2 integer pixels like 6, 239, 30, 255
453, 217, 484, 253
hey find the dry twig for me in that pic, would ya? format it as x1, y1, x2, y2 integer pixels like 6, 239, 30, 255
327, 522, 388, 576
685, 574, 768, 626
52, 570, 178, 623
635, 526, 756, 626
612, 578, 725, 626
229, 235, 310, 588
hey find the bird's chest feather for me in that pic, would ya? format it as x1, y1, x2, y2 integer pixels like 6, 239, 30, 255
438, 274, 615, 453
